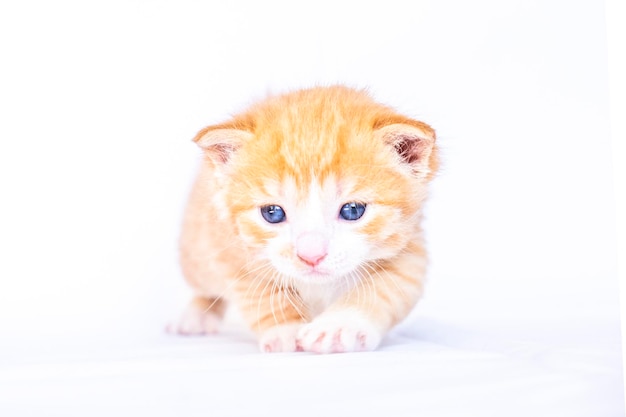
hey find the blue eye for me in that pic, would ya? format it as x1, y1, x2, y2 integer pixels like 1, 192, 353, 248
339, 202, 366, 221
260, 205, 286, 224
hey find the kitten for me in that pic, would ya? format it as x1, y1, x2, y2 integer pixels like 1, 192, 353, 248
170, 86, 438, 353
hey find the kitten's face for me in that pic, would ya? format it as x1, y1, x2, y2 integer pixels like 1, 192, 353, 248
197, 87, 437, 284
232, 172, 405, 282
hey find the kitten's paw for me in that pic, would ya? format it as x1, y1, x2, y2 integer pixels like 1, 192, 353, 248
166, 301, 222, 335
297, 311, 383, 354
259, 323, 303, 353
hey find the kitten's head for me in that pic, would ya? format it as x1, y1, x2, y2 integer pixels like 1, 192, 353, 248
194, 86, 438, 283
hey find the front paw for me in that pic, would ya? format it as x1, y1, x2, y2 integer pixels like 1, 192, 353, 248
297, 311, 383, 354
166, 303, 222, 335
259, 323, 303, 353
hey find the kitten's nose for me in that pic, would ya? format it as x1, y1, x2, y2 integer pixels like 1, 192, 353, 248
296, 232, 328, 267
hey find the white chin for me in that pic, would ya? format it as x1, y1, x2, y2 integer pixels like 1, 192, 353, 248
281, 267, 338, 283
301, 269, 335, 279
295, 266, 357, 284
272, 260, 356, 284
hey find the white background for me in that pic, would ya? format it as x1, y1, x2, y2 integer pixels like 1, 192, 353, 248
0, 0, 623, 415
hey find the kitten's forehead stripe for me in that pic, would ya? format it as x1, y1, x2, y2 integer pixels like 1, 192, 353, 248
245, 87, 390, 188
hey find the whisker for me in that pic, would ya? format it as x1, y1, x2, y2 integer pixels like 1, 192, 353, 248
255, 269, 275, 331
283, 281, 307, 321
360, 264, 378, 313
196, 259, 269, 314
372, 259, 406, 294
348, 268, 363, 310
269, 275, 278, 327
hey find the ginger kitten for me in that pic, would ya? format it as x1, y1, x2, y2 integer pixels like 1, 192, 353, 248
171, 86, 438, 353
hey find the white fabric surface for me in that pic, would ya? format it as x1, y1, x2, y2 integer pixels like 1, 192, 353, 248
1, 304, 622, 417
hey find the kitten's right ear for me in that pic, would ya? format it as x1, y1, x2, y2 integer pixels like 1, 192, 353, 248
375, 121, 437, 179
192, 126, 254, 164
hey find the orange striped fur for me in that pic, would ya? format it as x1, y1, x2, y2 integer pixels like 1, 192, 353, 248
173, 86, 438, 353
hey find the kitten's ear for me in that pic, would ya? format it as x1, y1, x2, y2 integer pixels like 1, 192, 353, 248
192, 126, 254, 164
376, 122, 438, 178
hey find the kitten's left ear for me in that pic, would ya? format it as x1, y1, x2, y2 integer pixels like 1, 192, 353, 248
192, 125, 254, 164
375, 122, 438, 178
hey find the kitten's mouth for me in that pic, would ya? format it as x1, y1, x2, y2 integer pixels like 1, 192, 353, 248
301, 267, 333, 279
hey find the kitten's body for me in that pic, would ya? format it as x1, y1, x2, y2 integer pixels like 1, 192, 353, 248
172, 86, 438, 353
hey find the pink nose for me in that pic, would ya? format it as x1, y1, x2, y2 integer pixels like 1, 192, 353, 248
296, 232, 328, 267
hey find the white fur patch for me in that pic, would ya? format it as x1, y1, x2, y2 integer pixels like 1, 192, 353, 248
166, 303, 222, 335
292, 278, 353, 317
296, 310, 382, 353
258, 323, 303, 353
262, 176, 371, 282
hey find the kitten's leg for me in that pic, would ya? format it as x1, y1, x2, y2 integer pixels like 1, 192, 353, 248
297, 245, 426, 353
167, 296, 227, 335
236, 281, 307, 353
